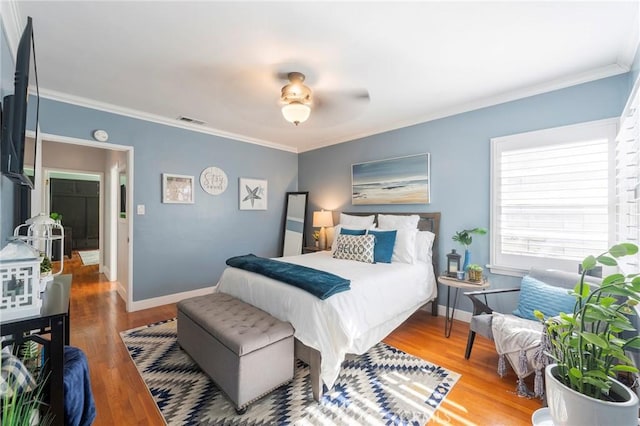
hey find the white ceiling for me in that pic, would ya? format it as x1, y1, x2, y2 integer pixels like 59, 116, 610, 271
4, 1, 639, 153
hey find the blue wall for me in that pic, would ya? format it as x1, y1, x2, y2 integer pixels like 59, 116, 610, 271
299, 73, 632, 313
28, 99, 298, 301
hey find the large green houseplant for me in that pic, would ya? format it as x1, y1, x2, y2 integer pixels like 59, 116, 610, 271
535, 243, 640, 425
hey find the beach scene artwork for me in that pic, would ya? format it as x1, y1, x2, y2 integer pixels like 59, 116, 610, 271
352, 153, 430, 205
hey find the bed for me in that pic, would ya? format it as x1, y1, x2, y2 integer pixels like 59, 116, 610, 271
216, 212, 440, 401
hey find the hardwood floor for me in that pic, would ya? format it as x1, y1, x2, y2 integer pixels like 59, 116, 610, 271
65, 255, 542, 425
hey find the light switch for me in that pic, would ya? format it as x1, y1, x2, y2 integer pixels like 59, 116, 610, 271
137, 204, 145, 215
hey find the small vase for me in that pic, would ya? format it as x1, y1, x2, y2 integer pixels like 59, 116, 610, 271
314, 241, 319, 248
462, 248, 470, 271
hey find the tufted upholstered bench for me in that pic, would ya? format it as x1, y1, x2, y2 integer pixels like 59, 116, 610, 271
177, 292, 294, 413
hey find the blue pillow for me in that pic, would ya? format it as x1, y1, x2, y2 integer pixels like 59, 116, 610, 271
368, 229, 397, 263
340, 228, 366, 236
512, 275, 576, 321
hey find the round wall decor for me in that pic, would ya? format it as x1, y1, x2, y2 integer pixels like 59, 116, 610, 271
92, 129, 109, 142
200, 166, 228, 195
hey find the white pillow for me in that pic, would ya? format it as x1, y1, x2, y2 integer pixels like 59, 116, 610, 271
391, 228, 418, 264
339, 213, 375, 228
415, 231, 436, 262
378, 214, 420, 230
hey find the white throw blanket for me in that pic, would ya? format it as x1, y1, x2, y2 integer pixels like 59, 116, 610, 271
491, 312, 547, 397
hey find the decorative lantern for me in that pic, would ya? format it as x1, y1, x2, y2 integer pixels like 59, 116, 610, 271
0, 239, 42, 321
446, 249, 461, 278
13, 213, 64, 276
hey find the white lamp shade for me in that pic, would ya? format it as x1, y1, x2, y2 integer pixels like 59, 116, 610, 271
282, 102, 311, 125
313, 210, 334, 228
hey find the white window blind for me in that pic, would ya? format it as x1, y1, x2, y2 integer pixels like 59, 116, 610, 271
490, 119, 617, 275
616, 81, 640, 274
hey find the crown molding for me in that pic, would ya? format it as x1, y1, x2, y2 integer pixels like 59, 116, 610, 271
36, 88, 299, 154
1, 0, 22, 55
617, 3, 640, 68
299, 63, 629, 153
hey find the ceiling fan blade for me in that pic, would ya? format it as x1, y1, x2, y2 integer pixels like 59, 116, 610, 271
309, 91, 370, 127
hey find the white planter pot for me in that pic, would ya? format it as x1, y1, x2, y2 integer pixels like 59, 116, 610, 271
545, 364, 639, 426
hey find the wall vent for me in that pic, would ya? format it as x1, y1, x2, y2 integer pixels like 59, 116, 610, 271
177, 116, 206, 125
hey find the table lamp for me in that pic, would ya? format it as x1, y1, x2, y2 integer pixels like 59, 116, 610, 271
313, 210, 334, 250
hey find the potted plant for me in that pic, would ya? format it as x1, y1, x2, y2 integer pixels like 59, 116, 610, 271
312, 231, 320, 247
467, 264, 483, 282
452, 227, 487, 271
534, 243, 640, 426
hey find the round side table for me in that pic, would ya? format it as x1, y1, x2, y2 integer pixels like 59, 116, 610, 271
437, 275, 490, 338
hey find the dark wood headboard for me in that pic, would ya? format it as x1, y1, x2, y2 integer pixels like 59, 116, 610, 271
341, 212, 441, 277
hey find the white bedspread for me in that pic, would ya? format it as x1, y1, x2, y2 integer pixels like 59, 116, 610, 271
216, 251, 437, 389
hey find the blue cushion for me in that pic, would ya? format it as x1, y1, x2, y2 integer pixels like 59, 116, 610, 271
512, 275, 576, 321
340, 228, 366, 236
368, 229, 397, 263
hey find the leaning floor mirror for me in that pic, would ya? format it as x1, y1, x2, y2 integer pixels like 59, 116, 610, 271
281, 192, 309, 256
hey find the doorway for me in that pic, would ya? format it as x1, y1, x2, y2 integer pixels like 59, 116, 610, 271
48, 171, 101, 253
27, 130, 134, 311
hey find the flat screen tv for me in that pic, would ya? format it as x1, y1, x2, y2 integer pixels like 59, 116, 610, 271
0, 16, 38, 189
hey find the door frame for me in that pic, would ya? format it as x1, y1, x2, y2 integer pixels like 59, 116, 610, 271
26, 130, 135, 312
44, 168, 104, 270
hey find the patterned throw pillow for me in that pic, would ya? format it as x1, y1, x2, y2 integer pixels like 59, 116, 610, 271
332, 234, 375, 263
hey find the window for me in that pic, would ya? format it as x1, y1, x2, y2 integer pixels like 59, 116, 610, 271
490, 119, 617, 276
616, 81, 640, 275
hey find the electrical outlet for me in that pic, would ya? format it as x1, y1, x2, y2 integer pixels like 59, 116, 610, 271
137, 204, 145, 215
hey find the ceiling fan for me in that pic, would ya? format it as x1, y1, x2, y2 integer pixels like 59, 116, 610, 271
279, 71, 370, 126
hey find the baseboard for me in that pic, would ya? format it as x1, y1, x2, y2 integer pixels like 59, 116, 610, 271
128, 286, 215, 312
102, 265, 115, 281
418, 301, 472, 323
437, 304, 472, 323
116, 281, 127, 303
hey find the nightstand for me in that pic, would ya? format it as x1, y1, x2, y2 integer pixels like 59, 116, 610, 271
437, 275, 489, 338
302, 246, 323, 254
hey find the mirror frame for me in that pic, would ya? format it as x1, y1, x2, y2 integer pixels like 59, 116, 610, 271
281, 191, 309, 256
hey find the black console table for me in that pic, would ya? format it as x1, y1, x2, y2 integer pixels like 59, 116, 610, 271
0, 274, 71, 426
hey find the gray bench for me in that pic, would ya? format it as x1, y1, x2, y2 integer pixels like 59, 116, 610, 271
177, 292, 294, 413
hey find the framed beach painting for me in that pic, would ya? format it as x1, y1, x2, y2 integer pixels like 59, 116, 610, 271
239, 178, 267, 210
352, 153, 430, 205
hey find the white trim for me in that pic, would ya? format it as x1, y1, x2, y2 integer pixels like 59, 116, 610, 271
486, 264, 528, 278
43, 166, 104, 271
28, 131, 135, 312
1, 0, 22, 55
489, 118, 618, 275
298, 64, 629, 153
129, 286, 215, 312
36, 88, 298, 154
437, 304, 472, 324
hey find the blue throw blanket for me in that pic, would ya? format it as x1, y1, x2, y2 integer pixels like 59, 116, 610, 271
64, 346, 96, 426
226, 254, 350, 299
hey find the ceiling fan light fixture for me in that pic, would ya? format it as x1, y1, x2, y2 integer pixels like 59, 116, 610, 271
282, 101, 311, 126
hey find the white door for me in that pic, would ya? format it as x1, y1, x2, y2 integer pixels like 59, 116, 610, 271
116, 164, 129, 302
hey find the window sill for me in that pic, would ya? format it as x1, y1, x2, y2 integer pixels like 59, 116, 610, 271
486, 264, 528, 277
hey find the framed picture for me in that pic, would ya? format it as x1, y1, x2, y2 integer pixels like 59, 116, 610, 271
239, 178, 267, 210
162, 173, 195, 204
352, 153, 430, 205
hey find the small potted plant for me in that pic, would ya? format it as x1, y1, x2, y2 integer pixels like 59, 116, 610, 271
534, 243, 640, 425
467, 264, 483, 282
312, 231, 320, 247
452, 227, 487, 271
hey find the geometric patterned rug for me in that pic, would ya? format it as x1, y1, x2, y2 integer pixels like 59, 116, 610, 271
120, 319, 461, 425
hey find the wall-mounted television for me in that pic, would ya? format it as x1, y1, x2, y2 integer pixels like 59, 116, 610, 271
0, 16, 39, 189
